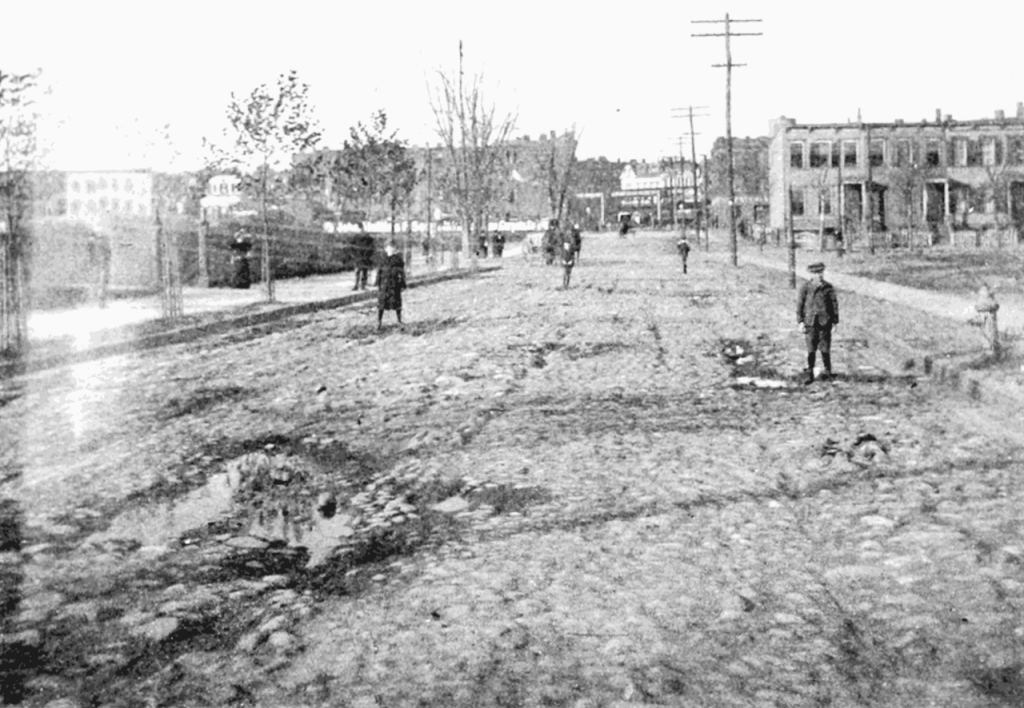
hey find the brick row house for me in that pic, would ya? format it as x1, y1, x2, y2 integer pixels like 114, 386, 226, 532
769, 105, 1024, 245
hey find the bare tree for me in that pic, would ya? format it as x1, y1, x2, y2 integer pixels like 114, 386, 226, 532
428, 41, 516, 267
0, 69, 44, 359
207, 71, 321, 302
539, 126, 581, 225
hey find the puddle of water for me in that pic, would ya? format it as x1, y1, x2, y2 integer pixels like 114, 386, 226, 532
86, 469, 240, 549
248, 509, 355, 569
734, 376, 791, 389
87, 463, 355, 568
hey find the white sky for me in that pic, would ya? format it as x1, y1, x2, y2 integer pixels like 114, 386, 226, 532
3, 0, 1024, 172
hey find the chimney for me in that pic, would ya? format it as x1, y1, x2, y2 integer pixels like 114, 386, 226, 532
995, 109, 1005, 121
1018, 102, 1024, 119
935, 109, 942, 123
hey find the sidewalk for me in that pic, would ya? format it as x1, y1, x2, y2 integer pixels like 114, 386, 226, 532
16, 253, 504, 375
701, 236, 1024, 334
696, 231, 1024, 407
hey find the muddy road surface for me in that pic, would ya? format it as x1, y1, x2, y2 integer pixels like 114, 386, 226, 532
1, 232, 1022, 707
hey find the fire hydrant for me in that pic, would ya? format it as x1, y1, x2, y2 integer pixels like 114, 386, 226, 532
975, 284, 1000, 357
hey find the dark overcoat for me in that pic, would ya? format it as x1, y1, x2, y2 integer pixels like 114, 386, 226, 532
352, 232, 376, 269
377, 253, 406, 311
796, 279, 839, 327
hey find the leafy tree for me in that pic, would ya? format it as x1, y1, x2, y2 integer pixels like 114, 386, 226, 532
0, 68, 44, 358
428, 42, 516, 267
207, 70, 321, 302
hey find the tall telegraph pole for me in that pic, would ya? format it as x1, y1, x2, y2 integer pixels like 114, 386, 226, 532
693, 13, 762, 267
672, 106, 709, 247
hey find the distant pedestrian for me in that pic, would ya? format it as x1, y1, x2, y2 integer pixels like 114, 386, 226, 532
559, 239, 577, 289
376, 240, 407, 331
796, 262, 839, 384
228, 230, 252, 290
493, 232, 505, 257
571, 224, 582, 263
477, 233, 488, 258
352, 224, 375, 291
543, 218, 560, 265
676, 235, 691, 274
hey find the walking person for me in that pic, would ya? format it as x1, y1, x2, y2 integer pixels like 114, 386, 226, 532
543, 219, 560, 266
376, 240, 407, 331
796, 262, 839, 384
571, 224, 582, 264
559, 238, 577, 289
352, 224, 375, 291
676, 234, 691, 274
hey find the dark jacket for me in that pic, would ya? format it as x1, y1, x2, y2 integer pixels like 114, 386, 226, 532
797, 279, 839, 327
676, 239, 691, 258
352, 232, 376, 269
377, 253, 406, 311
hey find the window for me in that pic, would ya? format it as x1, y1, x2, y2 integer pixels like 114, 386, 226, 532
966, 139, 983, 167
818, 189, 832, 215
953, 138, 969, 166
87, 199, 96, 212
71, 180, 80, 193
790, 141, 804, 169
843, 141, 858, 167
99, 197, 109, 210
111, 198, 120, 211
869, 140, 885, 167
98, 177, 108, 191
111, 178, 119, 191
1009, 137, 1024, 165
124, 178, 134, 193
790, 188, 805, 216
831, 141, 841, 167
994, 185, 1008, 213
86, 180, 96, 194
70, 199, 81, 215
895, 140, 912, 168
124, 199, 133, 213
926, 140, 942, 167
982, 138, 1000, 166
810, 141, 830, 168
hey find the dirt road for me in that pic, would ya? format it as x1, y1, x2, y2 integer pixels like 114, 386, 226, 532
1, 231, 1021, 707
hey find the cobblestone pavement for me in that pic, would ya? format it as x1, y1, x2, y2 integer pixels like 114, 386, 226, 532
1, 231, 1022, 707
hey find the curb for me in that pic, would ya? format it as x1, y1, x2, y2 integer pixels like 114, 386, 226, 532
925, 354, 1024, 409
2, 265, 501, 378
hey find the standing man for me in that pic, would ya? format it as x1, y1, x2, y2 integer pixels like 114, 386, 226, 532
796, 262, 839, 384
676, 234, 691, 274
376, 240, 406, 331
352, 224, 375, 291
571, 223, 582, 264
543, 219, 560, 265
559, 238, 577, 289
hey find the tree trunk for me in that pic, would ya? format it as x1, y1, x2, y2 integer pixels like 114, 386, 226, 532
260, 165, 274, 303
0, 230, 29, 359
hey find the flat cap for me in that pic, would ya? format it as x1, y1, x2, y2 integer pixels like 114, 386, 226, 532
807, 262, 825, 273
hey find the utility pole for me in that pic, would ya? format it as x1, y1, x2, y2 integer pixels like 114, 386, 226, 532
672, 106, 710, 249
426, 145, 434, 269
702, 155, 710, 250
693, 13, 762, 266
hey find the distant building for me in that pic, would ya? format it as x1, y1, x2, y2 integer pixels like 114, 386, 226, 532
708, 136, 771, 231
769, 104, 1024, 244
65, 170, 154, 220
611, 160, 701, 227
200, 174, 243, 221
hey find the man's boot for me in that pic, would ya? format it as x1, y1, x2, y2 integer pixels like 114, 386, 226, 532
821, 352, 833, 381
805, 352, 816, 385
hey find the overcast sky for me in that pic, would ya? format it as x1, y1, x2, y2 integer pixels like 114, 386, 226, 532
4, 0, 1024, 171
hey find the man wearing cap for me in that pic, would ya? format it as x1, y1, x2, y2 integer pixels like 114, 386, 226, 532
797, 262, 839, 384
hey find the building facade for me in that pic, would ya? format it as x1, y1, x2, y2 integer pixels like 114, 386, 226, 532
708, 136, 770, 230
769, 105, 1024, 243
65, 170, 154, 220
611, 160, 701, 227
